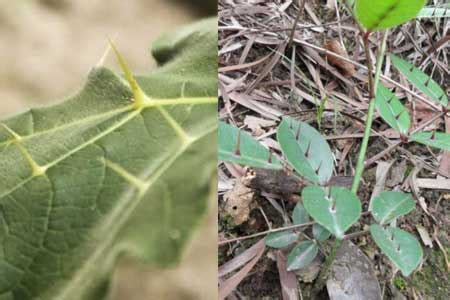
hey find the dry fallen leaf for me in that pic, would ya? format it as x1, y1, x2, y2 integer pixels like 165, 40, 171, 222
416, 225, 433, 248
224, 178, 256, 225
324, 40, 356, 77
219, 239, 266, 299
276, 251, 300, 300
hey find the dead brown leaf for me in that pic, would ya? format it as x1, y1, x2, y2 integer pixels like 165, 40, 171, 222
324, 40, 356, 78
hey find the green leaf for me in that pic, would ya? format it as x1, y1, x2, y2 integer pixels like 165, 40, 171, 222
375, 85, 410, 134
302, 186, 361, 239
266, 231, 299, 249
391, 54, 448, 106
370, 225, 423, 276
293, 203, 310, 226
277, 117, 334, 185
286, 240, 319, 271
417, 6, 450, 18
371, 191, 415, 225
219, 121, 282, 170
313, 224, 331, 241
355, 0, 426, 31
0, 18, 217, 300
410, 131, 450, 151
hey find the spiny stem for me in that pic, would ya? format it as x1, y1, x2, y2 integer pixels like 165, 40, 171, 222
351, 30, 389, 194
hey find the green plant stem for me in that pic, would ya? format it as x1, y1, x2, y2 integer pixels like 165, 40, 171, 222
311, 239, 342, 297
351, 31, 389, 194
311, 31, 389, 297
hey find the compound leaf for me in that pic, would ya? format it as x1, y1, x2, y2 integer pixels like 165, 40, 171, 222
410, 131, 450, 151
355, 0, 426, 31
391, 54, 448, 106
302, 186, 361, 240
370, 224, 423, 276
218, 121, 282, 170
0, 18, 217, 300
371, 191, 415, 225
266, 231, 299, 249
375, 85, 410, 134
277, 117, 334, 185
286, 240, 319, 271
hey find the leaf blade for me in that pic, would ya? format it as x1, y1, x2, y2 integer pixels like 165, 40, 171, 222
355, 0, 426, 31
0, 18, 218, 300
410, 131, 450, 151
390, 54, 448, 106
219, 121, 282, 170
293, 202, 310, 226
277, 117, 334, 184
371, 191, 415, 225
370, 224, 423, 276
266, 231, 299, 249
375, 85, 410, 134
417, 6, 450, 18
302, 186, 361, 239
286, 241, 319, 271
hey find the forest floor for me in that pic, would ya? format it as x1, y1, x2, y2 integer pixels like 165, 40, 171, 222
218, 1, 449, 299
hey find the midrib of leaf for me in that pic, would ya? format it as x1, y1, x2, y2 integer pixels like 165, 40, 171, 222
294, 243, 315, 262
54, 120, 216, 300
330, 212, 343, 238
378, 194, 411, 224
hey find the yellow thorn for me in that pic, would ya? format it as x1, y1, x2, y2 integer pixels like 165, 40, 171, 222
108, 39, 148, 109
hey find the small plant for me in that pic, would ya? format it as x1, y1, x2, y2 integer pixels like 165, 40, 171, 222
219, 115, 424, 276
219, 0, 448, 294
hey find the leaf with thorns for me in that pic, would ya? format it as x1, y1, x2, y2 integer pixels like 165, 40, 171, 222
219, 121, 283, 170
0, 18, 217, 300
391, 54, 448, 107
277, 117, 334, 185
370, 225, 423, 276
